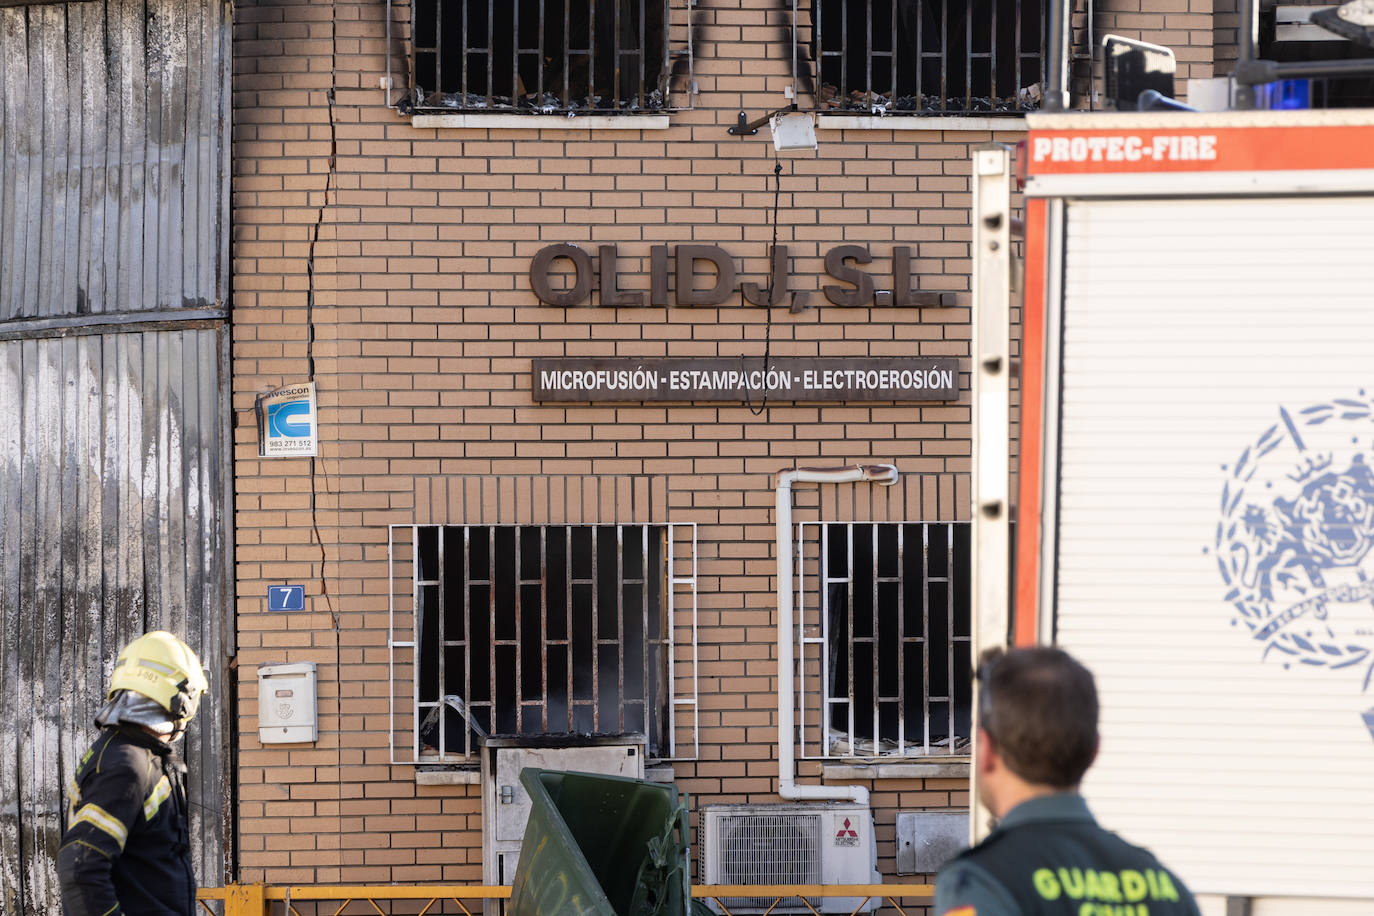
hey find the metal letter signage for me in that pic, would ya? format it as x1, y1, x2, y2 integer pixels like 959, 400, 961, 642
531, 358, 960, 402
528, 243, 955, 310
529, 243, 593, 306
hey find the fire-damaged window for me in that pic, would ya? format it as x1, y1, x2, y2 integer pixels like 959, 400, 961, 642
804, 0, 1045, 114
405, 0, 672, 113
799, 522, 973, 758
414, 525, 670, 759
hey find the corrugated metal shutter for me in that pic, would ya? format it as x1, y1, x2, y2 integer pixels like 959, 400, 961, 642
0, 328, 229, 914
1053, 196, 1374, 898
0, 0, 231, 910
0, 0, 230, 322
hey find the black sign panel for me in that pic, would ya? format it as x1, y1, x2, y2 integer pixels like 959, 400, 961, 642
531, 358, 960, 402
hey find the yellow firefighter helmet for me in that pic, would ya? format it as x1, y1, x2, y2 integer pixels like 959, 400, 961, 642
108, 631, 209, 726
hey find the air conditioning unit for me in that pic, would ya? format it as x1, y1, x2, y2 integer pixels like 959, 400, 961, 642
698, 803, 880, 914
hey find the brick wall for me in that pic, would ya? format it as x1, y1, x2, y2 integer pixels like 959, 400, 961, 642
230, 0, 1077, 894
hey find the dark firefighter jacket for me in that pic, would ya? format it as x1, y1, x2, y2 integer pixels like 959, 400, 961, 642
57, 724, 197, 916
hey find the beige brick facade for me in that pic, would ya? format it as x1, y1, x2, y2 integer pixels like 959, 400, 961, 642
230, 0, 1221, 895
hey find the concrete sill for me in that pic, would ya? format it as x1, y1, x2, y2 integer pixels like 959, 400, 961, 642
824, 759, 970, 781
645, 764, 676, 784
410, 113, 671, 130
415, 767, 480, 786
414, 764, 675, 786
818, 114, 1027, 132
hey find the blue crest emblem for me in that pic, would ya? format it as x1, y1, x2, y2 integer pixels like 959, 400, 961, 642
1216, 394, 1374, 734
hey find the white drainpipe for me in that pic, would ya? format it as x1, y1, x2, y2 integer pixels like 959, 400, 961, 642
776, 464, 899, 806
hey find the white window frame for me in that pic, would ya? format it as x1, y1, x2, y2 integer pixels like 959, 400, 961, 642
388, 520, 698, 765
797, 519, 972, 760
385, 0, 693, 124
797, 0, 1046, 120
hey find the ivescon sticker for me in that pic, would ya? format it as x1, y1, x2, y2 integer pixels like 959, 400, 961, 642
1212, 392, 1374, 740
255, 381, 318, 458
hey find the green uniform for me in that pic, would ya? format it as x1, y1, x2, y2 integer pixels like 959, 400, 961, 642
934, 794, 1201, 916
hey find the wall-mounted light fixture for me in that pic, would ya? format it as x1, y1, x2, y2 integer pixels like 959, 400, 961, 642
727, 104, 817, 151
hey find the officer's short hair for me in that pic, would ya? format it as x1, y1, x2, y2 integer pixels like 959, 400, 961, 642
977, 646, 1099, 788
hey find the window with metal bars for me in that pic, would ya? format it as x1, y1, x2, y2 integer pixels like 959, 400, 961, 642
414, 524, 669, 758
406, 0, 672, 113
805, 0, 1045, 115
799, 521, 973, 758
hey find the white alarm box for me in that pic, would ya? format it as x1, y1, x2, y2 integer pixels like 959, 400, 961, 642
257, 662, 318, 744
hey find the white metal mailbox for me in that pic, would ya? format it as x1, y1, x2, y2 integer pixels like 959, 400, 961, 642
257, 662, 318, 744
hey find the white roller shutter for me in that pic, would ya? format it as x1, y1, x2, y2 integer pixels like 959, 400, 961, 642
1053, 195, 1374, 899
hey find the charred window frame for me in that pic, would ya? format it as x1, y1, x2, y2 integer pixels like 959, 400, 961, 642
399, 0, 674, 113
803, 0, 1046, 115
413, 524, 670, 759
800, 521, 973, 759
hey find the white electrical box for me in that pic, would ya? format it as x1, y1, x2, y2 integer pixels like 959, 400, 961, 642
481, 740, 645, 889
257, 662, 318, 744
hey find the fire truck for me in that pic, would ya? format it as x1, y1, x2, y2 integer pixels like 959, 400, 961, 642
970, 111, 1374, 912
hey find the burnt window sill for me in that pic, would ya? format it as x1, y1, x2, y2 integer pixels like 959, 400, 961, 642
823, 758, 971, 781
415, 765, 480, 786
818, 114, 1029, 132
414, 762, 676, 786
408, 112, 671, 131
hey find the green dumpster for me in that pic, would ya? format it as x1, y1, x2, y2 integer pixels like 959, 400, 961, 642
508, 768, 710, 916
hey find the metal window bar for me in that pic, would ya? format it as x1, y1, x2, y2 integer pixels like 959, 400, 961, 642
400, 0, 674, 113
809, 0, 1044, 115
565, 525, 575, 730
390, 476, 698, 763
964, 0, 974, 109
864, 0, 871, 109
666, 522, 699, 760
392, 523, 689, 763
939, 0, 949, 104
389, 0, 652, 110
928, 521, 939, 752
482, 529, 500, 738
615, 0, 623, 108
459, 1, 468, 104
589, 522, 600, 732
563, 0, 572, 106
589, 0, 598, 109
798, 521, 971, 759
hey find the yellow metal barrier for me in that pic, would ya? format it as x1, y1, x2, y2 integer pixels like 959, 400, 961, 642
198, 884, 511, 916
198, 883, 934, 916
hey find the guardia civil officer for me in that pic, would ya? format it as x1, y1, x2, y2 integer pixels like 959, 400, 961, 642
935, 646, 1200, 916
58, 631, 209, 916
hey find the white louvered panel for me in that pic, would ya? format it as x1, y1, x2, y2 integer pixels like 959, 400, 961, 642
1053, 196, 1374, 900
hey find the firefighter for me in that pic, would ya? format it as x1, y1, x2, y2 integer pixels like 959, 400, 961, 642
58, 631, 209, 916
935, 646, 1200, 916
